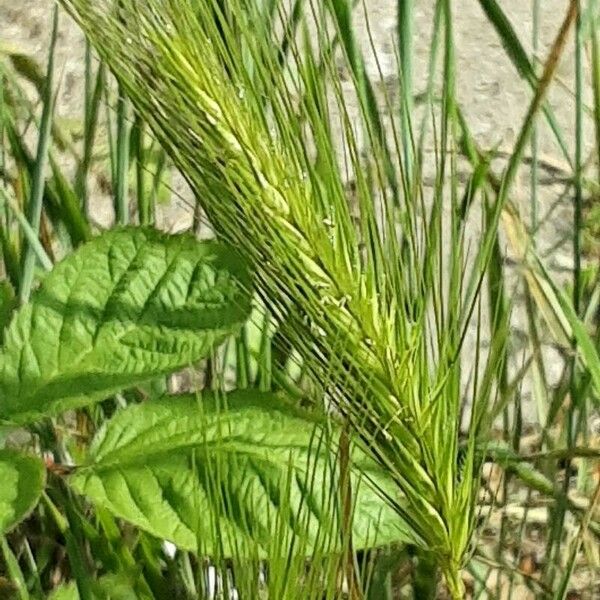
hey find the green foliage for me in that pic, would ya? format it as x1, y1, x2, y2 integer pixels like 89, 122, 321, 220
58, 5, 480, 594
0, 227, 252, 423
0, 448, 45, 535
48, 573, 140, 600
1, 0, 599, 596
0, 223, 408, 590
0, 280, 16, 343
70, 391, 416, 556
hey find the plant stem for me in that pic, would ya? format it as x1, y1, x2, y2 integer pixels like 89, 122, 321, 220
397, 0, 414, 181
530, 0, 540, 238
339, 423, 360, 599
443, 564, 465, 600
19, 7, 57, 303
115, 84, 129, 224
0, 537, 30, 600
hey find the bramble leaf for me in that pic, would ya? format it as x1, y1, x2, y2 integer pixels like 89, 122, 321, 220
70, 391, 417, 557
0, 227, 251, 423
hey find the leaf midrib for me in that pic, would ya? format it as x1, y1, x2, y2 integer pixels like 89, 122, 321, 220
84, 439, 320, 473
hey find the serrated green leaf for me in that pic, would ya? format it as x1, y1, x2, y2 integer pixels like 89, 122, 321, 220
0, 227, 252, 424
0, 449, 45, 535
70, 391, 417, 557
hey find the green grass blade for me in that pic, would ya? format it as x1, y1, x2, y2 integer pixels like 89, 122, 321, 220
19, 7, 58, 303
592, 0, 600, 180
530, 249, 600, 404
115, 85, 130, 225
76, 58, 106, 207
1, 537, 30, 600
397, 0, 414, 179
477, 0, 572, 166
462, 0, 578, 326
326, 0, 403, 201
0, 188, 52, 271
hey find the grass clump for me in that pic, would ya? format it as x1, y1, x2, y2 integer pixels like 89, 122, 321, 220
0, 0, 599, 597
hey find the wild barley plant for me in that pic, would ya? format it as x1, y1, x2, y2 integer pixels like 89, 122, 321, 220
58, 0, 517, 595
